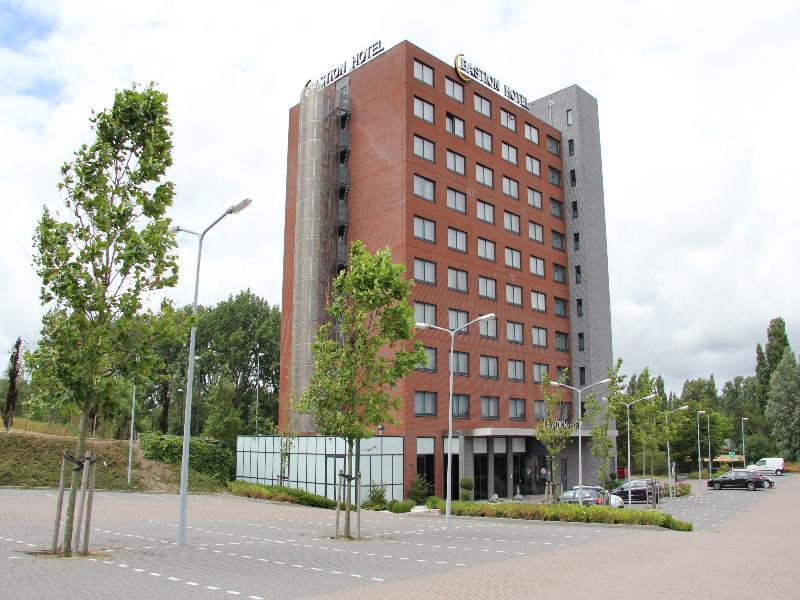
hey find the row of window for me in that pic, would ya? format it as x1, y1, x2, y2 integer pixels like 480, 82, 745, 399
417, 343, 571, 376
414, 294, 584, 325
413, 252, 568, 288
413, 390, 573, 421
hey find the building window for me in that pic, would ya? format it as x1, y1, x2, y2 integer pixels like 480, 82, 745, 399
413, 258, 436, 285
502, 176, 519, 199
533, 363, 548, 384
445, 77, 464, 102
416, 347, 437, 371
448, 308, 469, 333
531, 290, 546, 312
555, 331, 568, 352
474, 93, 491, 117
568, 139, 574, 156
534, 400, 545, 421
448, 267, 468, 293
570, 169, 577, 187
530, 255, 545, 278
479, 276, 496, 300
477, 200, 494, 224
579, 366, 586, 386
501, 142, 517, 165
573, 232, 580, 251
551, 199, 564, 219
575, 265, 582, 284
552, 230, 565, 251
572, 200, 579, 219
414, 301, 436, 325
452, 351, 469, 375
504, 247, 521, 270
445, 113, 465, 138
475, 163, 493, 187
527, 187, 542, 209
549, 166, 562, 187
566, 109, 573, 126
452, 394, 469, 417
481, 396, 499, 419
529, 220, 544, 243
479, 316, 497, 339
446, 149, 465, 175
553, 263, 566, 283
578, 332, 585, 351
414, 390, 437, 416
413, 174, 435, 201
477, 237, 496, 261
414, 96, 434, 123
547, 136, 561, 156
413, 216, 435, 242
475, 128, 492, 152
500, 108, 516, 131
507, 320, 523, 344
447, 227, 467, 252
447, 187, 466, 213
508, 359, 525, 381
532, 326, 547, 348
524, 122, 539, 144
413, 135, 435, 161
504, 211, 520, 234
509, 398, 525, 420
506, 283, 522, 306
555, 297, 567, 317
480, 355, 498, 379
414, 59, 434, 86
525, 155, 541, 177
576, 298, 584, 317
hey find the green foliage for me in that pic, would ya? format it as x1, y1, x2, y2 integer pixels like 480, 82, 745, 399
533, 371, 575, 490
362, 481, 388, 510
673, 482, 692, 497
459, 476, 474, 491
3, 338, 22, 431
387, 499, 414, 513
445, 500, 692, 531
408, 474, 432, 505
765, 348, 800, 460
202, 377, 242, 449
139, 432, 233, 483
460, 489, 472, 501
227, 480, 337, 509
425, 496, 442, 509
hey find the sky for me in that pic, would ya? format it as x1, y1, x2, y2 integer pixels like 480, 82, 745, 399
1, 0, 799, 394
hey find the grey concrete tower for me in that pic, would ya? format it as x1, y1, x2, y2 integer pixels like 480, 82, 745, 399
529, 85, 614, 413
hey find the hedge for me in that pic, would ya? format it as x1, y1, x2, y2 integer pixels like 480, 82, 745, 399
139, 433, 233, 484
425, 498, 692, 532
227, 480, 337, 509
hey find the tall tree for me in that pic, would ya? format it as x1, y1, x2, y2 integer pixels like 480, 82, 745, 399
3, 337, 22, 430
765, 348, 800, 460
297, 241, 424, 539
755, 343, 769, 411
27, 84, 177, 556
765, 317, 791, 376
202, 377, 242, 449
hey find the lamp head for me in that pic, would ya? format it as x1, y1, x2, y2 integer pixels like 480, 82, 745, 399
415, 322, 431, 329
169, 225, 181, 234
742, 417, 749, 421
598, 378, 612, 385
678, 405, 689, 411
228, 198, 253, 214
697, 410, 706, 414
478, 312, 496, 321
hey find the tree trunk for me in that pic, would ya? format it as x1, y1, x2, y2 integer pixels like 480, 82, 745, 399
63, 405, 89, 556
343, 439, 353, 538
158, 382, 170, 433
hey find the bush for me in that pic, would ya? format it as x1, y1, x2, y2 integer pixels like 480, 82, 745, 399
712, 464, 731, 477
408, 474, 433, 505
227, 480, 337, 509
673, 482, 692, 497
140, 432, 234, 483
460, 489, 472, 501
362, 481, 388, 510
459, 476, 474, 491
389, 499, 414, 513
425, 496, 442, 509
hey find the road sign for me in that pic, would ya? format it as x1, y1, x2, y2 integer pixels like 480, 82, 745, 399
728, 452, 736, 459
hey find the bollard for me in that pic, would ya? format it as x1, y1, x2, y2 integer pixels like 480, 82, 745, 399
51, 454, 68, 554
81, 451, 97, 556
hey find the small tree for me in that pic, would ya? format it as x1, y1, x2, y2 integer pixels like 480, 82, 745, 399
408, 474, 432, 505
586, 359, 626, 485
203, 377, 242, 449
534, 372, 577, 501
297, 241, 425, 538
3, 337, 22, 431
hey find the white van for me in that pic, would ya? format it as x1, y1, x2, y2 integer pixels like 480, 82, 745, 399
746, 457, 785, 475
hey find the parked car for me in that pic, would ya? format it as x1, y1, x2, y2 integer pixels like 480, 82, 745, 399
610, 479, 662, 503
572, 486, 625, 508
746, 457, 785, 476
762, 474, 775, 488
707, 469, 768, 490
560, 488, 615, 506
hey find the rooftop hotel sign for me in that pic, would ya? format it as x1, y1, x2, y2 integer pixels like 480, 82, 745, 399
454, 53, 529, 109
315, 40, 385, 87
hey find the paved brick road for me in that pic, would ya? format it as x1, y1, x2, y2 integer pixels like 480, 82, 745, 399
2, 475, 797, 599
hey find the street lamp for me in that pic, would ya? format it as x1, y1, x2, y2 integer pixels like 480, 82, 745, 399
172, 197, 252, 546
255, 351, 265, 434
706, 413, 712, 476
415, 312, 495, 529
741, 417, 749, 467
665, 405, 689, 497
550, 378, 611, 501
620, 393, 657, 507
696, 410, 706, 480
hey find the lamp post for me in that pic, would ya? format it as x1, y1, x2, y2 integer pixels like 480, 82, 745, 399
706, 413, 712, 476
696, 410, 706, 480
415, 312, 495, 529
665, 405, 689, 497
550, 378, 611, 502
621, 393, 657, 507
255, 351, 264, 434
172, 197, 252, 546
741, 417, 749, 467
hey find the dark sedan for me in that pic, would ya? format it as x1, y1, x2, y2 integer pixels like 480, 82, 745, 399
707, 469, 768, 491
610, 479, 662, 503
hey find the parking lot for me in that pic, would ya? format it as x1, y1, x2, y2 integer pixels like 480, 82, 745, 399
2, 475, 798, 599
